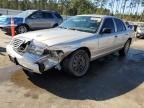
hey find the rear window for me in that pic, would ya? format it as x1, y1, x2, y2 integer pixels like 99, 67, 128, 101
114, 18, 126, 32
43, 12, 54, 19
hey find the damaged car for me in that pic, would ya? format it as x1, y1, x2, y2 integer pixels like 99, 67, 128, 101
7, 15, 135, 77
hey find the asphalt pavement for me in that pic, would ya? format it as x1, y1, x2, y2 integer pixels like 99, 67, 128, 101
0, 30, 144, 108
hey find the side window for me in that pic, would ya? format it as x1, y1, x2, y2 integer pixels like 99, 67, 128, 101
54, 12, 62, 19
43, 12, 54, 19
114, 18, 126, 32
30, 12, 43, 19
101, 18, 115, 33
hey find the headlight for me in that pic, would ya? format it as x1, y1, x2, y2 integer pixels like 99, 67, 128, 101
27, 40, 46, 56
43, 49, 64, 57
27, 40, 64, 57
27, 45, 44, 55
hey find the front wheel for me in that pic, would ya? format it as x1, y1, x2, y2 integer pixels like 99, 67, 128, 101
62, 50, 90, 77
119, 40, 131, 56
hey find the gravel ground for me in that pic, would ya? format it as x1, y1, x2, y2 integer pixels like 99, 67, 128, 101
0, 31, 12, 68
0, 30, 144, 108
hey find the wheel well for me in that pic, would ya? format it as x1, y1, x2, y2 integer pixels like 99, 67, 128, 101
77, 47, 91, 58
128, 38, 132, 44
62, 47, 91, 63
53, 23, 58, 27
61, 47, 91, 68
17, 24, 30, 30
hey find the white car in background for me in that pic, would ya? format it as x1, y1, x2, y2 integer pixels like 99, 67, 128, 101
136, 25, 144, 38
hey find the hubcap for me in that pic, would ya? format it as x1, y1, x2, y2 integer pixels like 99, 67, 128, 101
18, 26, 27, 33
72, 53, 87, 74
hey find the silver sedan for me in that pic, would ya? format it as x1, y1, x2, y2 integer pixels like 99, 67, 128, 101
6, 15, 135, 77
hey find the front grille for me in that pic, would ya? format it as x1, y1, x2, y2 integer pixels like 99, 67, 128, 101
11, 38, 24, 49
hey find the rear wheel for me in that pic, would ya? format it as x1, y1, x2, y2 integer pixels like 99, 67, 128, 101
16, 25, 28, 34
119, 40, 131, 56
62, 50, 90, 77
53, 23, 58, 28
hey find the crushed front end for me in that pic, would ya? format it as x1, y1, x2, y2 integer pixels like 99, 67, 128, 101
6, 37, 64, 73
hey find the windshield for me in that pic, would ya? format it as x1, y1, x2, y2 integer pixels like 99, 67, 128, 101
59, 16, 102, 33
16, 10, 35, 17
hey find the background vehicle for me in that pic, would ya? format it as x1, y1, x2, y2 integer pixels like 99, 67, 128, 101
136, 25, 144, 38
0, 10, 63, 34
125, 21, 134, 30
7, 15, 135, 77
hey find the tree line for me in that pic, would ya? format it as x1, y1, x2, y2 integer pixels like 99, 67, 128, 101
0, 0, 144, 21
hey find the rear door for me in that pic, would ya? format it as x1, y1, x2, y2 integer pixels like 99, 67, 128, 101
98, 18, 117, 54
42, 12, 56, 28
113, 18, 128, 48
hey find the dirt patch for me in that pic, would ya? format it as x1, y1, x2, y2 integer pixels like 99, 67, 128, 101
0, 55, 12, 67
0, 30, 12, 68
24, 92, 39, 99
11, 69, 42, 91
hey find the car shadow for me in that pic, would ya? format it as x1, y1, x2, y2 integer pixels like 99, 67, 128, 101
24, 48, 144, 101
0, 47, 6, 56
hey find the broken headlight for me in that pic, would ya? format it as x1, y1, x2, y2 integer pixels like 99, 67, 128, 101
27, 40, 64, 57
43, 49, 64, 57
27, 40, 47, 56
27, 45, 44, 56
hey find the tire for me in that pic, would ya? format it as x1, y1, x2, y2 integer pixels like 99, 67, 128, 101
137, 36, 144, 39
53, 23, 58, 28
62, 50, 90, 77
16, 25, 28, 34
119, 40, 131, 56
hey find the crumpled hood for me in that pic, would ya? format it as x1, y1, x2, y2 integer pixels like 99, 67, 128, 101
0, 15, 23, 25
16, 28, 93, 46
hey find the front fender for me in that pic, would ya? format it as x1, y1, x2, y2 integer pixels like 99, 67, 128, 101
49, 44, 81, 59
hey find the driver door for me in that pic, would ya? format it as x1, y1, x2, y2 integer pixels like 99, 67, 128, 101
98, 18, 116, 54
26, 11, 46, 30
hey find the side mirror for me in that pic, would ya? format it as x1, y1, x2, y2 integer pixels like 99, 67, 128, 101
101, 28, 112, 34
128, 25, 133, 29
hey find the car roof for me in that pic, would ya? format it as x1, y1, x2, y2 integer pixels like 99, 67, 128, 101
23, 10, 37, 12
77, 14, 117, 19
23, 10, 58, 13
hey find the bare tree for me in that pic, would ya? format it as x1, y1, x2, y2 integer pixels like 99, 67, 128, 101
135, 0, 141, 15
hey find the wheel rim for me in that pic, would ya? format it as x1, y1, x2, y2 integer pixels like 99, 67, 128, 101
18, 26, 27, 33
124, 41, 130, 54
72, 53, 88, 76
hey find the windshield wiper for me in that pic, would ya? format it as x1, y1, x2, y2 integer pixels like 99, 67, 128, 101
58, 26, 68, 29
59, 27, 94, 33
68, 28, 93, 33
68, 28, 77, 30
59, 27, 78, 31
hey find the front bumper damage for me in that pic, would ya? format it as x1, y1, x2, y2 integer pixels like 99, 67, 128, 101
6, 45, 60, 74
